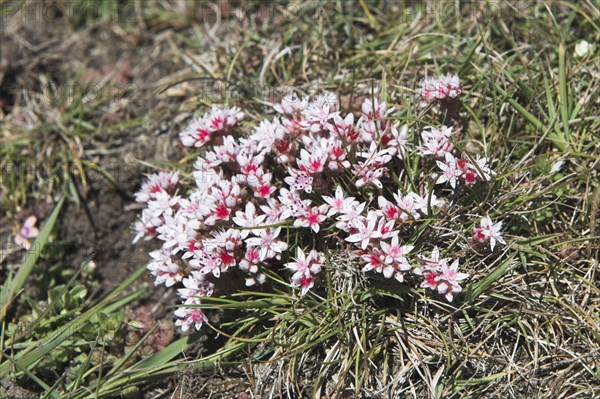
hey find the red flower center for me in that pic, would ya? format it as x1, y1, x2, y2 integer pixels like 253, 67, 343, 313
385, 207, 399, 219
210, 117, 223, 129
244, 164, 258, 174
426, 273, 438, 285
150, 184, 162, 193
220, 251, 234, 265
259, 185, 271, 197
310, 160, 322, 171
215, 204, 230, 219
381, 134, 391, 146
191, 311, 203, 323
196, 128, 210, 141
299, 275, 313, 288
308, 213, 320, 224
464, 172, 477, 184
188, 240, 200, 252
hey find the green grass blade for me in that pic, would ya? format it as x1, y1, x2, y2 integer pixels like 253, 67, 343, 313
0, 266, 145, 379
129, 332, 203, 372
493, 83, 567, 151
466, 252, 517, 301
558, 42, 571, 144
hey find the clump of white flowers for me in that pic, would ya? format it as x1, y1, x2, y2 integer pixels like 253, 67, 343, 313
132, 73, 506, 331
417, 73, 462, 106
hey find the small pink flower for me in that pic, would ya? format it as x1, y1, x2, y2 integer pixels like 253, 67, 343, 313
294, 205, 329, 233
178, 271, 214, 301
436, 152, 462, 189
326, 138, 351, 170
189, 248, 223, 278
250, 170, 276, 199
323, 186, 353, 217
279, 188, 310, 218
14, 216, 40, 250
326, 113, 358, 144
353, 143, 392, 189
135, 171, 179, 203
456, 155, 493, 185
147, 249, 183, 287
380, 235, 412, 266
435, 259, 469, 302
132, 210, 158, 244
300, 93, 339, 133
414, 247, 445, 291
156, 213, 200, 254
239, 247, 262, 273
361, 247, 386, 274
393, 191, 427, 222
214, 135, 240, 163
244, 227, 288, 261
285, 247, 311, 275
260, 198, 288, 224
174, 299, 207, 332
471, 217, 505, 251
180, 116, 212, 148
274, 93, 309, 116
335, 200, 366, 232
233, 202, 266, 238
285, 248, 325, 295
236, 151, 266, 178
346, 211, 382, 250
360, 98, 395, 121
207, 106, 244, 131
385, 124, 409, 159
419, 126, 454, 159
297, 147, 327, 174
377, 196, 400, 221
378, 235, 413, 282
354, 164, 386, 189
285, 167, 314, 193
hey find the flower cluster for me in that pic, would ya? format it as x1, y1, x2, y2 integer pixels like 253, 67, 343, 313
179, 106, 244, 148
417, 73, 462, 106
414, 247, 469, 302
132, 79, 504, 331
417, 125, 493, 189
436, 152, 493, 189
